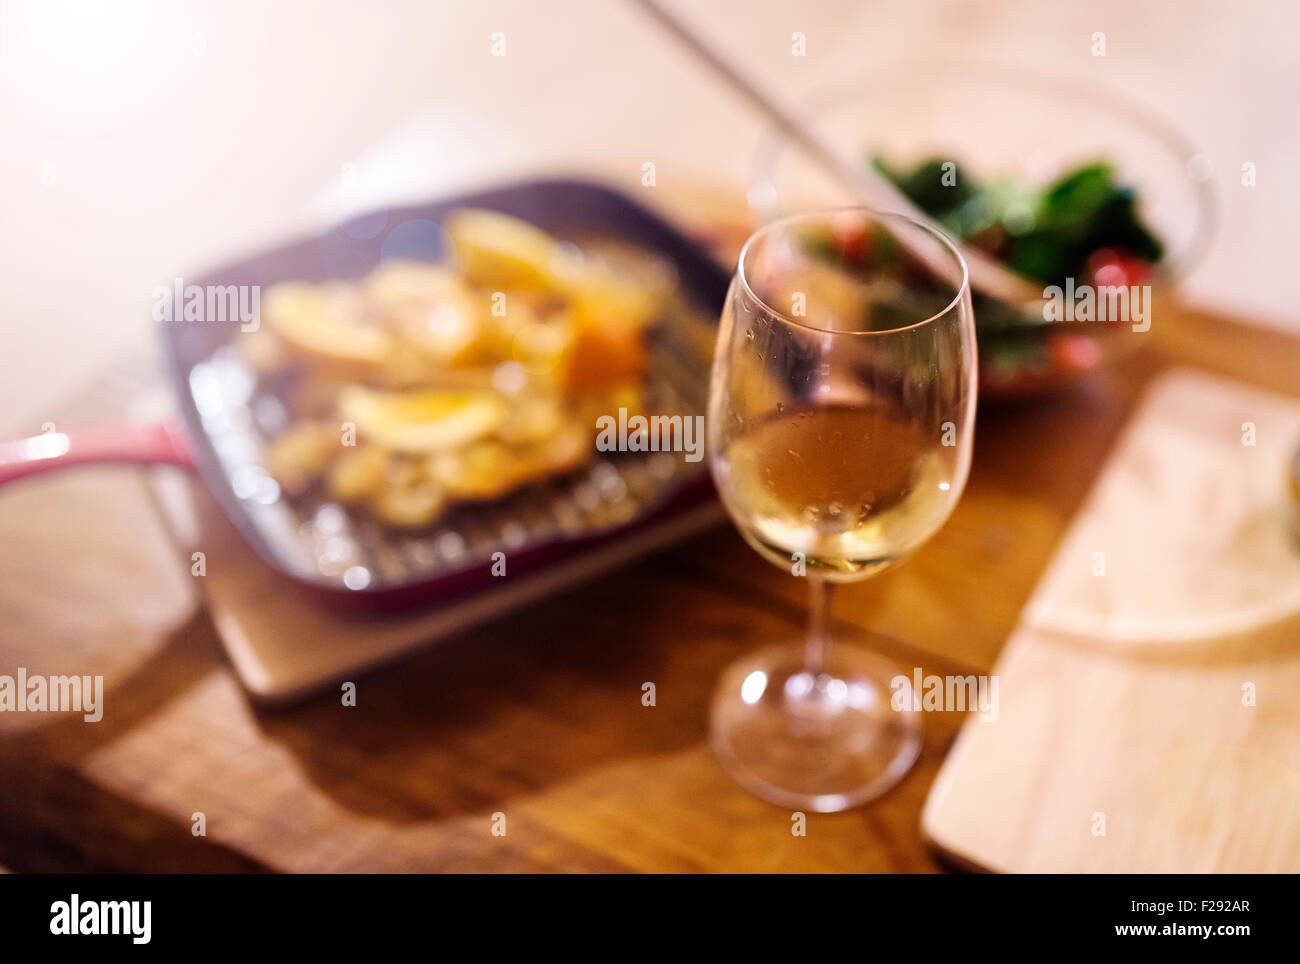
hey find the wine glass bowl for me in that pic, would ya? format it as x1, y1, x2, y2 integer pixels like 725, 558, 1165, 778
706, 208, 976, 811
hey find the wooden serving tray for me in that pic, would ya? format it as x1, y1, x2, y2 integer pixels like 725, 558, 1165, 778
923, 368, 1300, 872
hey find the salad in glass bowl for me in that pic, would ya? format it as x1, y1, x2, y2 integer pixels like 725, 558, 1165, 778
749, 61, 1215, 399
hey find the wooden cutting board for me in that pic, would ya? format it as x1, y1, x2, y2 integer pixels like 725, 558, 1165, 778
923, 368, 1300, 872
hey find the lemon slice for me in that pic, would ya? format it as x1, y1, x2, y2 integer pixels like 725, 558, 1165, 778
444, 208, 576, 290
339, 386, 505, 453
264, 282, 392, 367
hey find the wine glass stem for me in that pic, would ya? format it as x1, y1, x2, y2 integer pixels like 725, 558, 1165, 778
805, 577, 836, 675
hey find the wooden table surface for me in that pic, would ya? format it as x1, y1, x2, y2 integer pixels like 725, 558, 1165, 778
2, 0, 1296, 876
2, 272, 1297, 871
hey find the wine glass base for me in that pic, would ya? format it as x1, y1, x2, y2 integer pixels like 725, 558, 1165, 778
709, 642, 921, 813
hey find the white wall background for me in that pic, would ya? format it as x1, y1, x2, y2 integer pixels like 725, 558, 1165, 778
2, 0, 1295, 432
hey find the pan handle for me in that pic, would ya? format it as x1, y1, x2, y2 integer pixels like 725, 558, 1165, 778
0, 420, 194, 486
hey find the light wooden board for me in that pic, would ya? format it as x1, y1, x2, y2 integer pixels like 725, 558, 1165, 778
923, 368, 1300, 872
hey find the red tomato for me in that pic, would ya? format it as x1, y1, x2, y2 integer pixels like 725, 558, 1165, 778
831, 218, 867, 265
1087, 248, 1152, 289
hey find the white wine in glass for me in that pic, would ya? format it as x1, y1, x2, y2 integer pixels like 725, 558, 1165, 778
720, 403, 960, 579
706, 208, 976, 811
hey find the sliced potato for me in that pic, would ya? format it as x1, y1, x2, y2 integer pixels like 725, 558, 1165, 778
383, 456, 422, 489
511, 315, 575, 376
327, 446, 388, 503
477, 295, 539, 359
364, 261, 485, 366
496, 394, 563, 445
372, 344, 448, 390
373, 479, 445, 528
263, 282, 391, 370
263, 422, 341, 496
362, 260, 458, 310
393, 300, 482, 367
520, 419, 591, 477
444, 208, 575, 290
339, 385, 505, 453
427, 440, 522, 502
571, 271, 661, 331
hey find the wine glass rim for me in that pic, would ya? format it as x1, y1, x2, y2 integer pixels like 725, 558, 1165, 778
736, 206, 970, 336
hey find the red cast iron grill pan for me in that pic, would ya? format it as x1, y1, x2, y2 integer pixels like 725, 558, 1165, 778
0, 180, 730, 614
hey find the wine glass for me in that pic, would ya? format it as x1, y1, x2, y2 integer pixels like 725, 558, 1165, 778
706, 208, 976, 811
